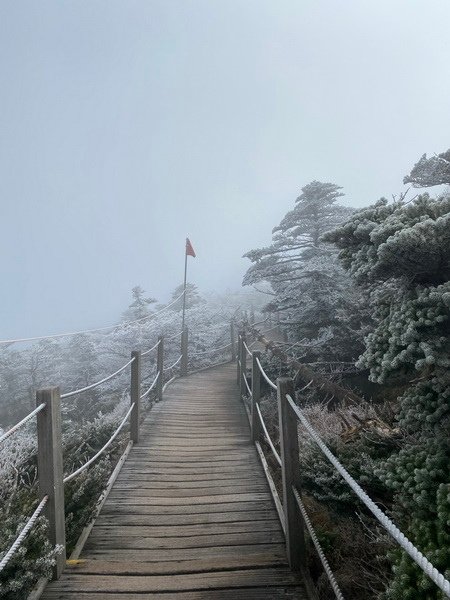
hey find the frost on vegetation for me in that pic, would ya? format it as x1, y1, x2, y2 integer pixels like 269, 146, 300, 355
326, 186, 450, 599
0, 285, 264, 597
243, 180, 371, 365
246, 165, 450, 598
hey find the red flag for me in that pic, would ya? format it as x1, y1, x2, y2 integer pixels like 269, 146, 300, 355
186, 238, 196, 257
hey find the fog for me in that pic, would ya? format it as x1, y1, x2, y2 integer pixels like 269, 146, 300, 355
1, 0, 449, 339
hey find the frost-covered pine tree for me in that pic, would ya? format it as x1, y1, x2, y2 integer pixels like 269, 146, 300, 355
170, 283, 204, 312
404, 148, 450, 187
122, 286, 156, 321
325, 190, 450, 599
243, 181, 368, 361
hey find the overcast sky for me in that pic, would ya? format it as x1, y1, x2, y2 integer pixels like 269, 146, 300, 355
1, 0, 449, 339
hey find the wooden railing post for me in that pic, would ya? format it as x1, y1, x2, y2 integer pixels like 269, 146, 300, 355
157, 335, 164, 402
251, 351, 262, 442
230, 321, 236, 361
36, 388, 66, 579
277, 377, 306, 572
181, 327, 188, 376
236, 334, 242, 385
130, 350, 141, 443
239, 334, 247, 400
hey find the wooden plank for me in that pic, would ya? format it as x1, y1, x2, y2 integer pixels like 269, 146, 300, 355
95, 509, 279, 526
109, 485, 269, 497
84, 530, 284, 550
61, 554, 287, 574
87, 520, 282, 538
40, 362, 307, 600
106, 491, 271, 504
42, 587, 306, 599
41, 568, 304, 592
100, 500, 277, 515
82, 543, 288, 562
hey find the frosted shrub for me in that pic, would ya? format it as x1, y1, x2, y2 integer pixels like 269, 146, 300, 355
326, 191, 450, 598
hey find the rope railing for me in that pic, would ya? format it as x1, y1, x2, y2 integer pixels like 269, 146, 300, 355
255, 356, 277, 390
165, 329, 184, 341
61, 357, 136, 399
285, 393, 450, 598
190, 341, 232, 356
243, 340, 253, 357
0, 291, 186, 346
293, 487, 344, 600
63, 403, 135, 484
140, 371, 160, 399
0, 316, 236, 587
162, 376, 177, 393
0, 495, 49, 573
256, 404, 282, 467
141, 339, 161, 357
237, 330, 450, 596
0, 403, 46, 445
164, 354, 182, 371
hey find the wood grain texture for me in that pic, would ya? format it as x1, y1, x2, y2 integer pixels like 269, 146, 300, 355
41, 363, 308, 599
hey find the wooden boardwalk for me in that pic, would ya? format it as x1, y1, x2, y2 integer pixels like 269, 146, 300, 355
42, 362, 308, 599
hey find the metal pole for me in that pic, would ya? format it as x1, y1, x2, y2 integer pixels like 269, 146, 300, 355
181, 251, 188, 333
181, 327, 188, 376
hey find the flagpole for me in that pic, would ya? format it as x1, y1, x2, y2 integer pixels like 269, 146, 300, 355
181, 248, 188, 333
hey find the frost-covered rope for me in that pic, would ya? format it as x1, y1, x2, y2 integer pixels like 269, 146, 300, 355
293, 487, 344, 600
243, 341, 252, 357
190, 342, 232, 356
140, 371, 160, 399
256, 404, 282, 467
0, 291, 186, 346
63, 403, 135, 483
0, 495, 48, 573
141, 340, 161, 357
255, 357, 277, 390
242, 371, 252, 396
61, 357, 135, 399
164, 355, 182, 371
286, 394, 450, 598
0, 403, 46, 445
165, 329, 184, 341
162, 376, 177, 393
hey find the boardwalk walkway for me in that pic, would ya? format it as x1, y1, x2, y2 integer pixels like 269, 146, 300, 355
42, 362, 307, 599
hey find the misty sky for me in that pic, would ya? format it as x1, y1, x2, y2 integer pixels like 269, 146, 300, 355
1, 0, 449, 340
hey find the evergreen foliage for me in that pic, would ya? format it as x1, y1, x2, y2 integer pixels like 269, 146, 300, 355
404, 149, 450, 188
121, 286, 156, 321
243, 181, 369, 362
325, 191, 450, 598
170, 282, 204, 311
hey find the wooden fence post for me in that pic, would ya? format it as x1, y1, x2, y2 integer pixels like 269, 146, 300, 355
236, 334, 242, 385
239, 334, 247, 400
277, 377, 307, 572
230, 321, 236, 361
36, 388, 66, 579
130, 350, 141, 443
157, 335, 164, 402
181, 327, 188, 376
251, 351, 262, 442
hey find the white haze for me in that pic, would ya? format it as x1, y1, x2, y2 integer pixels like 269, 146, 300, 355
1, 0, 449, 338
